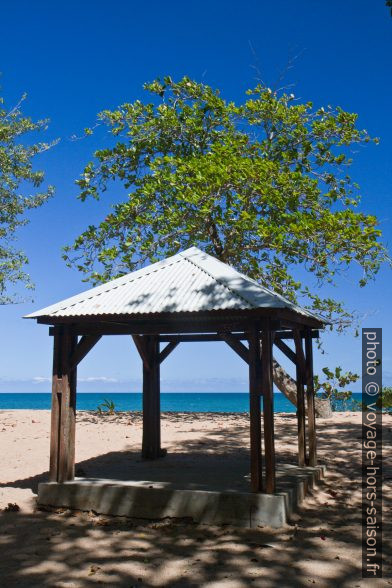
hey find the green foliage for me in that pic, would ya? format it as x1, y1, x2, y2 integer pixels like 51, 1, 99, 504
376, 386, 392, 412
0, 91, 55, 303
314, 366, 359, 409
63, 76, 390, 330
97, 398, 116, 415
387, 1, 392, 16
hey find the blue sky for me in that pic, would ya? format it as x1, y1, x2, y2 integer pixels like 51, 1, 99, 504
0, 0, 391, 392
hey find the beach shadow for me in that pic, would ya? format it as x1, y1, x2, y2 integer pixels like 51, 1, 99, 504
1, 414, 391, 586
0, 496, 386, 587
0, 417, 303, 494
0, 415, 381, 493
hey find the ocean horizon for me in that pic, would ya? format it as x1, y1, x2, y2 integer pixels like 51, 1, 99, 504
0, 392, 362, 412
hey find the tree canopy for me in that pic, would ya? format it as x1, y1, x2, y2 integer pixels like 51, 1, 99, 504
0, 92, 54, 304
64, 77, 389, 331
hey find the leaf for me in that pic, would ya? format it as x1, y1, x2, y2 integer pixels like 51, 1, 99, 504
0, 89, 55, 303
63, 75, 389, 338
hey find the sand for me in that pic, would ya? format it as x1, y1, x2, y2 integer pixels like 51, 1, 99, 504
0, 409, 390, 587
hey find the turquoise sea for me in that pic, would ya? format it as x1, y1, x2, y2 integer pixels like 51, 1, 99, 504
0, 392, 362, 412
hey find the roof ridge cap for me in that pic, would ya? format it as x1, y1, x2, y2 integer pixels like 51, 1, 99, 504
180, 250, 256, 309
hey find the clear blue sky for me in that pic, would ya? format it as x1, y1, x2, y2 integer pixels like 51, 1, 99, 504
0, 0, 391, 392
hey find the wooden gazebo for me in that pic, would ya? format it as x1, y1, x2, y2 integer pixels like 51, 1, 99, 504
25, 247, 325, 496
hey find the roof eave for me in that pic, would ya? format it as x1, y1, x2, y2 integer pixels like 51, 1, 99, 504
30, 307, 325, 331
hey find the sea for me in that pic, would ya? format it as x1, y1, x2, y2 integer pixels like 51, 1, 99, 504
0, 392, 362, 412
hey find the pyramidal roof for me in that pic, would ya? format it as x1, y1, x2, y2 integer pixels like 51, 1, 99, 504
25, 246, 322, 322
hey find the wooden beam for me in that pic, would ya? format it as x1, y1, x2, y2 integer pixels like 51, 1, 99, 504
305, 328, 317, 466
41, 314, 287, 333
69, 334, 101, 369
159, 341, 179, 364
39, 307, 322, 328
274, 338, 297, 366
219, 332, 249, 364
49, 326, 319, 340
159, 333, 245, 343
248, 328, 262, 492
132, 335, 151, 370
159, 330, 320, 342
277, 308, 324, 329
275, 330, 320, 340
39, 309, 286, 326
261, 326, 276, 493
294, 330, 306, 467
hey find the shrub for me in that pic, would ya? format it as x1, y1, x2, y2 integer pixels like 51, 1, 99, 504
314, 367, 360, 411
97, 398, 116, 415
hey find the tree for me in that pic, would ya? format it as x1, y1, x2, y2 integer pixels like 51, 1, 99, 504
64, 77, 389, 406
314, 366, 359, 408
0, 92, 54, 304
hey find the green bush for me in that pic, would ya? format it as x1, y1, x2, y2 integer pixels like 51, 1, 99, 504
314, 367, 360, 410
97, 398, 116, 415
376, 387, 392, 413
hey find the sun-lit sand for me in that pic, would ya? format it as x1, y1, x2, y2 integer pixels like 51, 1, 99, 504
0, 410, 390, 587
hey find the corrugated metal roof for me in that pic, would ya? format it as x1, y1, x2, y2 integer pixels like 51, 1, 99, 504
24, 247, 322, 321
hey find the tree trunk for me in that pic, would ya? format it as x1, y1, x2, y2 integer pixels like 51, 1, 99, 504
272, 358, 332, 419
272, 359, 298, 406
314, 397, 333, 418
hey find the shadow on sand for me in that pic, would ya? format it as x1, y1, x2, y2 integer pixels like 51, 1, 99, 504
0, 414, 391, 586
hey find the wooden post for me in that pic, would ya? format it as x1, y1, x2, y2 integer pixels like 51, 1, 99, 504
294, 330, 306, 467
50, 326, 78, 483
261, 326, 275, 493
305, 328, 317, 466
142, 335, 162, 459
248, 328, 262, 492
49, 326, 62, 482
67, 335, 78, 480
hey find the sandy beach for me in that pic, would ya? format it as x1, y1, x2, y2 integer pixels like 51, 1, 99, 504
0, 410, 390, 587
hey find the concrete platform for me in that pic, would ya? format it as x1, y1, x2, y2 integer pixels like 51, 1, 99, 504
37, 463, 326, 528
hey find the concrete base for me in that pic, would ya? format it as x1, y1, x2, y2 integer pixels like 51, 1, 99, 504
37, 464, 325, 528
